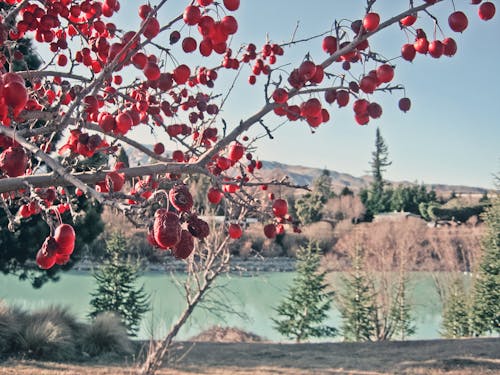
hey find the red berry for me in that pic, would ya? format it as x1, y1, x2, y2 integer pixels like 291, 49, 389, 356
376, 64, 394, 83
154, 209, 182, 249
143, 18, 160, 39
197, 0, 213, 6
448, 11, 468, 33
300, 98, 322, 117
3, 81, 27, 109
401, 43, 416, 62
0, 146, 28, 177
336, 90, 350, 107
144, 61, 161, 81
322, 36, 337, 54
368, 102, 383, 119
173, 64, 191, 84
54, 224, 75, 256
414, 38, 429, 54
272, 198, 288, 217
172, 230, 194, 259
298, 60, 317, 81
105, 170, 125, 192
223, 0, 240, 11
228, 223, 242, 239
183, 5, 201, 26
263, 223, 277, 239
153, 142, 165, 155
478, 2, 495, 21
172, 150, 184, 162
169, 184, 194, 212
359, 76, 377, 94
272, 88, 289, 104
442, 37, 457, 57
363, 12, 380, 32
400, 14, 417, 27
399, 97, 411, 112
182, 37, 197, 53
228, 142, 245, 162
428, 40, 444, 58
207, 187, 223, 204
187, 215, 210, 239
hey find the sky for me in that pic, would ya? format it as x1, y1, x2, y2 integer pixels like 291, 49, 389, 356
37, 1, 500, 189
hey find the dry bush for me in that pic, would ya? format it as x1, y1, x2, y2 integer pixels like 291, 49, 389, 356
17, 306, 80, 361
323, 195, 366, 222
0, 300, 24, 355
227, 223, 265, 256
425, 225, 483, 272
79, 312, 133, 358
301, 221, 337, 251
279, 231, 308, 257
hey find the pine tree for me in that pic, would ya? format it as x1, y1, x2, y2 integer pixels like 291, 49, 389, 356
390, 273, 416, 340
89, 232, 150, 336
273, 242, 336, 342
295, 170, 333, 225
441, 277, 471, 338
362, 127, 392, 217
337, 247, 377, 341
470, 185, 500, 336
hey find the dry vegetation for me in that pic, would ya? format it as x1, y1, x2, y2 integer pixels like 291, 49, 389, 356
1, 337, 499, 374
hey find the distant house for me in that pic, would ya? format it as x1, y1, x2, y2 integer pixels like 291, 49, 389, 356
373, 211, 422, 223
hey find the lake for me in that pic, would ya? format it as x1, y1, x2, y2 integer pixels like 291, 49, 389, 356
0, 270, 452, 341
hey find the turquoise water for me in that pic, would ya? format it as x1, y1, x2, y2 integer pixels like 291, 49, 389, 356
0, 271, 447, 341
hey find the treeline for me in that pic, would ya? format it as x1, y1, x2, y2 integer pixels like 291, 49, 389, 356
273, 187, 498, 342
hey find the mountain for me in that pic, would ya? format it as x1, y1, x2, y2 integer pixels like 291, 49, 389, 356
122, 145, 490, 196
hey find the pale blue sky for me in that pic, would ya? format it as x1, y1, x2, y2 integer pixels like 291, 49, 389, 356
39, 1, 500, 188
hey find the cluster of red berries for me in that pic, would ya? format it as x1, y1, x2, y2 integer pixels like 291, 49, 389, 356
148, 184, 209, 259
245, 42, 285, 85
36, 223, 76, 269
173, 0, 240, 57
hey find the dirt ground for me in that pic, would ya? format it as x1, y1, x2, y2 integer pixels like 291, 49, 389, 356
1, 337, 499, 375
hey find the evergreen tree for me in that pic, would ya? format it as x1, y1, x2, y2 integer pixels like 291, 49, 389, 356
89, 232, 150, 336
337, 247, 377, 341
295, 192, 324, 225
390, 273, 416, 340
294, 170, 333, 225
360, 128, 392, 218
273, 242, 336, 342
441, 277, 471, 338
470, 187, 500, 336
369, 127, 391, 206
313, 169, 334, 201
340, 186, 354, 196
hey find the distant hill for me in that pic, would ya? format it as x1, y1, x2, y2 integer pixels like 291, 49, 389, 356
122, 146, 490, 196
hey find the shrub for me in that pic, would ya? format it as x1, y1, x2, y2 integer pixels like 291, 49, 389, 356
79, 312, 133, 358
17, 306, 79, 361
0, 300, 23, 355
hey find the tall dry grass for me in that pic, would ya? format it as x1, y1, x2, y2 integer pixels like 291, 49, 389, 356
80, 312, 133, 358
0, 302, 133, 362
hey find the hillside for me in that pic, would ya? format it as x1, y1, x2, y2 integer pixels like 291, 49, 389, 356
123, 146, 490, 196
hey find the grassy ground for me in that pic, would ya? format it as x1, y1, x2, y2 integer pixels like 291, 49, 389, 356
1, 337, 499, 374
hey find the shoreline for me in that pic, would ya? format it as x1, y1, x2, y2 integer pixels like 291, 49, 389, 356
72, 256, 298, 275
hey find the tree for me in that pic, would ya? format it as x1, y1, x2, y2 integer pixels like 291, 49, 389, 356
0, 1, 496, 372
369, 127, 392, 212
89, 232, 150, 336
0, 0, 494, 269
470, 187, 500, 336
295, 170, 333, 225
441, 277, 471, 338
337, 246, 377, 341
273, 241, 336, 342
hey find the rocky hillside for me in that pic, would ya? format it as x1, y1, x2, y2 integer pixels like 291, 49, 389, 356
123, 146, 490, 196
